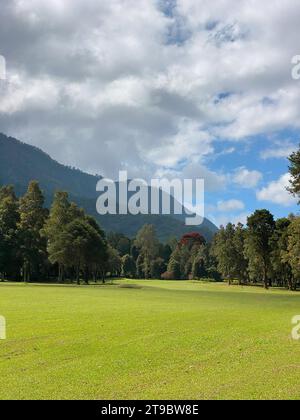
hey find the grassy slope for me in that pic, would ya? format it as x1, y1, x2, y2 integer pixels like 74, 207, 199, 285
0, 280, 300, 400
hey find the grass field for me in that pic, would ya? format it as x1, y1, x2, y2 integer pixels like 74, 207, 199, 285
1, 280, 300, 400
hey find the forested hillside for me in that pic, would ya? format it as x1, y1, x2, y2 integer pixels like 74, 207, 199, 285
0, 133, 218, 241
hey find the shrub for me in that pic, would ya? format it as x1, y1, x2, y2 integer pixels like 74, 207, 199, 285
161, 271, 175, 280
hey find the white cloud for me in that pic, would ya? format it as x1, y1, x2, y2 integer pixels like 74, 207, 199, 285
0, 0, 300, 195
233, 167, 263, 188
217, 199, 245, 212
209, 212, 250, 228
256, 173, 298, 206
155, 161, 226, 193
260, 141, 297, 160
143, 120, 213, 168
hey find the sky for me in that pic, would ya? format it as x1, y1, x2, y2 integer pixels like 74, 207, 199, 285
0, 0, 299, 227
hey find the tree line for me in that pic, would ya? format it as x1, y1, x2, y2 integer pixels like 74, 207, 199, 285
0, 145, 299, 288
0, 183, 174, 283
162, 144, 300, 289
211, 212, 300, 290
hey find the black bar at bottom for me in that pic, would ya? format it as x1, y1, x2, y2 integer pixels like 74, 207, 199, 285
1, 401, 210, 417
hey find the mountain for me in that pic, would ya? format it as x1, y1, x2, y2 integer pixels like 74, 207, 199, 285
0, 133, 218, 241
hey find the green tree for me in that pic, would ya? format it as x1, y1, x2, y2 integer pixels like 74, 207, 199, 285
283, 218, 300, 290
150, 258, 166, 279
233, 223, 248, 285
136, 254, 145, 278
270, 218, 292, 289
166, 233, 207, 280
64, 219, 91, 284
44, 192, 108, 284
43, 192, 73, 282
212, 224, 237, 285
107, 232, 131, 256
85, 215, 108, 282
159, 243, 172, 263
134, 225, 159, 258
207, 244, 222, 281
0, 186, 20, 280
134, 225, 159, 278
245, 210, 275, 289
106, 245, 122, 278
288, 146, 300, 201
67, 218, 108, 284
122, 254, 136, 278
167, 254, 181, 280
191, 245, 208, 279
18, 181, 48, 282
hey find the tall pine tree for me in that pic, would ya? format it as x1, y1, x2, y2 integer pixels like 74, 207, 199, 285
18, 181, 48, 282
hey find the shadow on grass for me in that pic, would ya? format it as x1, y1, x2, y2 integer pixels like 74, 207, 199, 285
1, 280, 300, 304
0, 281, 120, 289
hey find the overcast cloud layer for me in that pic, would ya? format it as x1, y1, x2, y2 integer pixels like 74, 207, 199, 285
0, 0, 299, 225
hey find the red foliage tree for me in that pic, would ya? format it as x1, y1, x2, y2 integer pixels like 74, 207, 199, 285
179, 232, 206, 248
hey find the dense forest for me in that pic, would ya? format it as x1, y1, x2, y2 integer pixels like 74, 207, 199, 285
0, 146, 299, 289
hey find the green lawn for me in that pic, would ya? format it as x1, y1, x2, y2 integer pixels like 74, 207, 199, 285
1, 280, 300, 400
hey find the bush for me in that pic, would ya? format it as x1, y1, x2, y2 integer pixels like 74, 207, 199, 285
161, 271, 175, 280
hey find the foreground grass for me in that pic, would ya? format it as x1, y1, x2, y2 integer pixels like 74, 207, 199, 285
1, 280, 300, 400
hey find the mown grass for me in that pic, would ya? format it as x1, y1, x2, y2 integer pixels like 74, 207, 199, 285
1, 280, 300, 400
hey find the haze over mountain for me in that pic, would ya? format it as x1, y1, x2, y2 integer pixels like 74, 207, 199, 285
0, 133, 218, 241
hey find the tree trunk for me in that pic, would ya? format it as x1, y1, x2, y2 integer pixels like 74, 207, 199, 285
23, 262, 30, 283
84, 268, 89, 285
263, 265, 269, 289
76, 265, 80, 285
58, 265, 65, 283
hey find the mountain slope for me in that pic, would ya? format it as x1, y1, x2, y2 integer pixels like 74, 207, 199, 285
0, 133, 218, 241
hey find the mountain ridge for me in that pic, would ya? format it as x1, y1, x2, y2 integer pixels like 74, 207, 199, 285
0, 133, 218, 241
